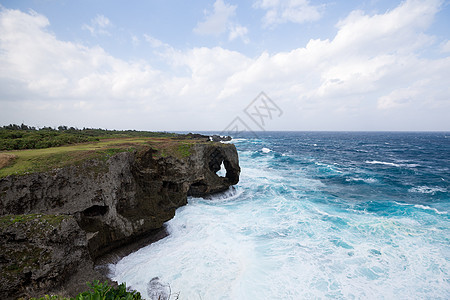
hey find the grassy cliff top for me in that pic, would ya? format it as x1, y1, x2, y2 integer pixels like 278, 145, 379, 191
0, 126, 215, 178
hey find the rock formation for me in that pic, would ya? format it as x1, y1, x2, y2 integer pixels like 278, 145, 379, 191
0, 140, 240, 299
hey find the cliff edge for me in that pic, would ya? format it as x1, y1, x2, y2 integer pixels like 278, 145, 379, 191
0, 138, 240, 299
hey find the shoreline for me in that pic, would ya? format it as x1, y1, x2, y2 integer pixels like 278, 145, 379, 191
94, 226, 169, 278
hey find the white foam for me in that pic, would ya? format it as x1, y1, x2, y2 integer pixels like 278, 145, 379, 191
201, 187, 244, 202
230, 138, 246, 142
110, 141, 450, 299
413, 204, 447, 215
346, 177, 378, 184
111, 192, 450, 299
365, 160, 421, 168
216, 161, 226, 177
408, 186, 447, 195
261, 147, 272, 153
365, 160, 400, 167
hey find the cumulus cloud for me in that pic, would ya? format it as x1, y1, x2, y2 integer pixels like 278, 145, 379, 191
228, 24, 249, 43
0, 9, 167, 103
441, 40, 450, 53
0, 0, 449, 131
194, 0, 249, 43
254, 0, 323, 27
82, 14, 112, 36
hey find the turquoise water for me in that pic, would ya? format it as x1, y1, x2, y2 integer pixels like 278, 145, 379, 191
111, 132, 449, 299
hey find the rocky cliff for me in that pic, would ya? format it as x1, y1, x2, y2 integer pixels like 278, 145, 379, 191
0, 140, 240, 299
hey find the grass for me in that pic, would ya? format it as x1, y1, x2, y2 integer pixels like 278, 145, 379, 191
0, 214, 70, 230
0, 137, 210, 178
0, 138, 149, 178
0, 153, 16, 169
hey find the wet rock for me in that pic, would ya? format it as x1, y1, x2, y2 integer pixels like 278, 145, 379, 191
147, 277, 170, 300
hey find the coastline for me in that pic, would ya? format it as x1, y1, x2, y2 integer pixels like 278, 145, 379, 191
0, 134, 240, 299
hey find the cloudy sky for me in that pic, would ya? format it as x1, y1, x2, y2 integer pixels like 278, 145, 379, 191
0, 0, 449, 131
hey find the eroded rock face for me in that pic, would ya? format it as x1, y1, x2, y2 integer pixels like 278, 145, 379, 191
0, 214, 93, 299
0, 142, 240, 259
0, 141, 240, 298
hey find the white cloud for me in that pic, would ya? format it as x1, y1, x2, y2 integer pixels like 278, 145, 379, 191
194, 0, 249, 43
0, 9, 166, 102
228, 24, 249, 43
82, 14, 112, 36
194, 0, 236, 35
220, 0, 449, 128
254, 0, 323, 27
441, 40, 450, 53
377, 87, 418, 109
131, 35, 140, 46
0, 1, 449, 131
144, 34, 166, 48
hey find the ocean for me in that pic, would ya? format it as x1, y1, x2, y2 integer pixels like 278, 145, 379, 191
110, 132, 449, 299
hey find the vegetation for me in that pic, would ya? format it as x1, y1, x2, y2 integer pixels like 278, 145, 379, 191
0, 124, 178, 151
0, 124, 211, 178
0, 138, 145, 178
177, 143, 192, 158
0, 214, 70, 230
27, 281, 142, 300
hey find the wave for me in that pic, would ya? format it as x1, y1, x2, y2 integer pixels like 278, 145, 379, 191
261, 147, 272, 153
408, 186, 447, 195
365, 160, 420, 168
394, 201, 448, 215
413, 204, 448, 215
365, 160, 400, 167
202, 187, 243, 202
226, 138, 247, 143
346, 177, 378, 184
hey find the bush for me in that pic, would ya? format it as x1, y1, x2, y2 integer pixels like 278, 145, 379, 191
0, 124, 177, 151
30, 281, 142, 300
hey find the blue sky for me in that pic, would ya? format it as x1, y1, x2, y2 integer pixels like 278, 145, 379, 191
0, 0, 449, 131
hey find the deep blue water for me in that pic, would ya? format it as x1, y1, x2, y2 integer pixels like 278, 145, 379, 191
112, 132, 450, 299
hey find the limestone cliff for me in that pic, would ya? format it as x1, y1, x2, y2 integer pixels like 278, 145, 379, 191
0, 140, 240, 298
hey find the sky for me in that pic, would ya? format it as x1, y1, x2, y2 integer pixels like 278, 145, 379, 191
0, 0, 449, 132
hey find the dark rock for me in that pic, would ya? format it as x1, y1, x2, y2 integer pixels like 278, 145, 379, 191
0, 142, 240, 298
210, 135, 232, 142
179, 133, 210, 141
147, 277, 170, 300
0, 143, 240, 259
0, 214, 103, 299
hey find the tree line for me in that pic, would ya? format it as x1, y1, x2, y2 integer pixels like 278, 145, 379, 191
0, 124, 177, 151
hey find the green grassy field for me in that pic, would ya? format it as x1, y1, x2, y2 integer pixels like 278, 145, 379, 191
0, 137, 202, 178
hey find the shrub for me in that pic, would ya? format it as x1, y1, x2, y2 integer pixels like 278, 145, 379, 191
30, 281, 142, 300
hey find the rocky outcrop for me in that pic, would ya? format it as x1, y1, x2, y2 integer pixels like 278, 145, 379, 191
210, 135, 232, 142
0, 214, 97, 299
0, 141, 240, 298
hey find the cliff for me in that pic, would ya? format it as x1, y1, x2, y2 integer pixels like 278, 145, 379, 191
0, 139, 240, 299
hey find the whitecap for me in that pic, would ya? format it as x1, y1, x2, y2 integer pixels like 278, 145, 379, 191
346, 177, 377, 184
413, 204, 447, 215
408, 186, 447, 195
231, 138, 246, 142
365, 160, 400, 167
261, 147, 272, 153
